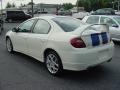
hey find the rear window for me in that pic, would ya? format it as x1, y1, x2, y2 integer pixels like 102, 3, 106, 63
52, 17, 84, 32
7, 11, 24, 15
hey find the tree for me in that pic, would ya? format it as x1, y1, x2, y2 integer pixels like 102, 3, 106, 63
77, 0, 115, 11
77, 0, 91, 11
12, 3, 16, 7
62, 3, 73, 10
27, 2, 35, 5
20, 3, 26, 7
20, 3, 23, 7
23, 4, 26, 7
6, 2, 12, 8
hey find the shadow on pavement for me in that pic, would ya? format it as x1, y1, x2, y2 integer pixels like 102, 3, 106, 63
11, 51, 111, 82
113, 41, 120, 46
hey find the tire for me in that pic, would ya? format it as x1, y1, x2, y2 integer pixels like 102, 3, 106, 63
0, 27, 3, 35
8, 19, 12, 23
6, 37, 14, 53
0, 28, 1, 35
45, 51, 63, 76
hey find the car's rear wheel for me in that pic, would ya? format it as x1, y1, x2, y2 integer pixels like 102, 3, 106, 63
8, 19, 12, 23
0, 28, 1, 35
6, 37, 13, 53
45, 51, 63, 76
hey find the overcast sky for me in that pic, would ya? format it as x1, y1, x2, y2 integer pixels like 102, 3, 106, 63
1, 0, 77, 9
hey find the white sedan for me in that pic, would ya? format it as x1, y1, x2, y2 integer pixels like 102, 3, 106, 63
6, 16, 114, 75
82, 15, 120, 41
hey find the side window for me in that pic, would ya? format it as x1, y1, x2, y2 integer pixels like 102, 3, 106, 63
17, 11, 25, 16
100, 17, 117, 26
86, 16, 99, 24
18, 19, 35, 32
33, 19, 50, 34
96, 9, 105, 14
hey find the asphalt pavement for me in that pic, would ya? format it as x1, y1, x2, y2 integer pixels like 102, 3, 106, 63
0, 23, 120, 90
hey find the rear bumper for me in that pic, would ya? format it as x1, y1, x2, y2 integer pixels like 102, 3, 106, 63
112, 38, 120, 42
60, 42, 114, 71
111, 34, 120, 41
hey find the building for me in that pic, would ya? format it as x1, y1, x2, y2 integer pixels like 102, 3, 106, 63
2, 3, 61, 14
70, 7, 85, 13
23, 3, 61, 14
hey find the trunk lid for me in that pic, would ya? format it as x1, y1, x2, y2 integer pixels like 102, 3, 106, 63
71, 24, 110, 48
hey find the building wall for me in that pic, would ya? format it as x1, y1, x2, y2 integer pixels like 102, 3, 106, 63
3, 4, 59, 14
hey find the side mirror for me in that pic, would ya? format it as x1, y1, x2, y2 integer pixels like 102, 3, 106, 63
12, 27, 19, 32
112, 24, 119, 28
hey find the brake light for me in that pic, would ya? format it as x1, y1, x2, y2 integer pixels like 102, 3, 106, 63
70, 37, 86, 48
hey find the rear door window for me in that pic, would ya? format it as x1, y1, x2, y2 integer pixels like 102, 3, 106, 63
16, 11, 25, 16
100, 17, 117, 26
33, 19, 51, 34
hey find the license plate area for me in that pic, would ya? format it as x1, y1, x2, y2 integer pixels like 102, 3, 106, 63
99, 49, 109, 60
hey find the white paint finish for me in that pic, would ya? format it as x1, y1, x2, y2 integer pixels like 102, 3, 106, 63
10, 32, 29, 54
6, 16, 114, 71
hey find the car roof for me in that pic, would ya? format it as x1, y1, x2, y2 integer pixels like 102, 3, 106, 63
87, 15, 120, 18
32, 15, 72, 20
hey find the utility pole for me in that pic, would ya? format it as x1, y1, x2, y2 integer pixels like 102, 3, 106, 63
112, 2, 115, 9
76, 0, 79, 12
31, 0, 34, 17
0, 0, 3, 17
118, 0, 120, 11
116, 0, 120, 11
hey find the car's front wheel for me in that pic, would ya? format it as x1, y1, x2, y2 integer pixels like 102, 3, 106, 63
6, 37, 14, 53
7, 19, 12, 23
0, 28, 1, 35
45, 51, 63, 76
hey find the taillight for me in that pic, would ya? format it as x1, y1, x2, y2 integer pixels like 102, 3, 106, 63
70, 37, 86, 48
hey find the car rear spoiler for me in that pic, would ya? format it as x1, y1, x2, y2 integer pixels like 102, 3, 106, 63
79, 24, 109, 36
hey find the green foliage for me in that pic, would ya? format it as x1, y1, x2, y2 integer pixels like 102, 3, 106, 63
6, 2, 12, 8
12, 3, 16, 7
20, 3, 26, 7
28, 2, 35, 5
6, 2, 16, 8
62, 3, 73, 10
77, 0, 115, 11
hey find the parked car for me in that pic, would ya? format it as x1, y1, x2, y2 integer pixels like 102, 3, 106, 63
57, 10, 72, 16
72, 11, 89, 19
91, 8, 115, 15
82, 15, 120, 41
6, 16, 114, 75
38, 11, 48, 14
5, 10, 32, 22
115, 10, 120, 15
0, 17, 4, 34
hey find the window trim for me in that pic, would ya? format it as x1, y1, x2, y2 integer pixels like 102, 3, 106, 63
32, 19, 51, 34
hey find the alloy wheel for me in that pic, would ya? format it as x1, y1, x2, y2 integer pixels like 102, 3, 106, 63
46, 53, 59, 74
6, 38, 13, 52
